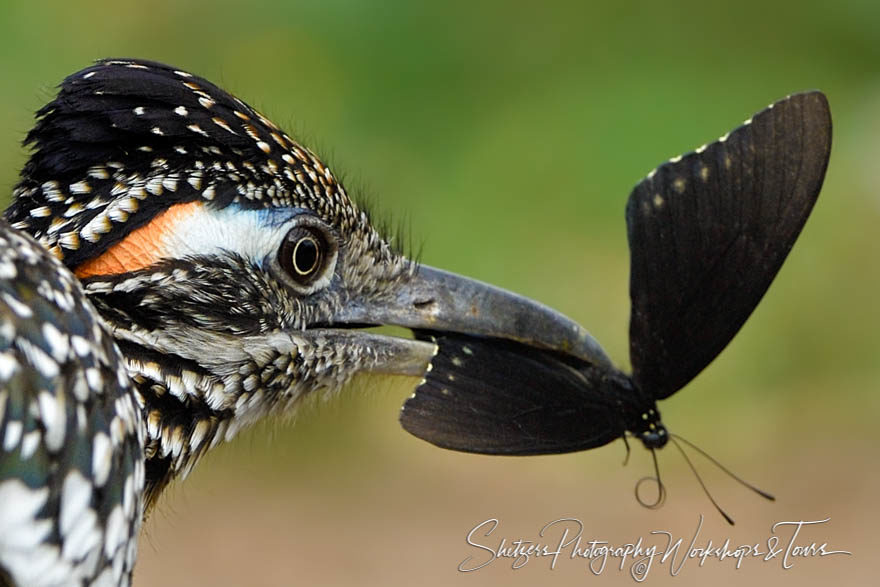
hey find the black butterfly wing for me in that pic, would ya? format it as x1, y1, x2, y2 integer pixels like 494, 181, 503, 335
627, 91, 831, 399
400, 334, 626, 455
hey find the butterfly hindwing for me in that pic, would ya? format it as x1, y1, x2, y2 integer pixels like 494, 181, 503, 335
400, 334, 625, 455
627, 91, 831, 399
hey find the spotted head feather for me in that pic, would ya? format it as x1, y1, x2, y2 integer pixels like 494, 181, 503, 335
6, 58, 375, 269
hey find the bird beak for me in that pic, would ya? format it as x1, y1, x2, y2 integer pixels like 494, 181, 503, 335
328, 264, 611, 377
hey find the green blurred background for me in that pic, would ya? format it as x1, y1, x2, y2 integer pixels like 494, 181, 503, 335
1, 0, 877, 585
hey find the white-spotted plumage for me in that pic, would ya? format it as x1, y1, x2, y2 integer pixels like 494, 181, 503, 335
0, 221, 144, 586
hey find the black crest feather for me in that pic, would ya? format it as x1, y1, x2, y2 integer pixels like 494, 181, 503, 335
7, 58, 353, 268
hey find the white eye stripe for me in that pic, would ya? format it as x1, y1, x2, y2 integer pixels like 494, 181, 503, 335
160, 205, 298, 266
145, 203, 338, 294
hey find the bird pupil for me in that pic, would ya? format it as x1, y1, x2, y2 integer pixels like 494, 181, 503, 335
293, 237, 319, 275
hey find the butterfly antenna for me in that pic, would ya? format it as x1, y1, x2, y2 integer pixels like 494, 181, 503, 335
668, 435, 736, 525
634, 448, 666, 509
622, 435, 632, 466
671, 434, 775, 501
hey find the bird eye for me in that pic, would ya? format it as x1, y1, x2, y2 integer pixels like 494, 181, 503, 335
279, 226, 327, 284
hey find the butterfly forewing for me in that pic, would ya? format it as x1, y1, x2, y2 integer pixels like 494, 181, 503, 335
400, 335, 625, 455
627, 91, 831, 399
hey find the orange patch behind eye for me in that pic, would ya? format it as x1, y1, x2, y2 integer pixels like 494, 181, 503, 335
75, 201, 204, 278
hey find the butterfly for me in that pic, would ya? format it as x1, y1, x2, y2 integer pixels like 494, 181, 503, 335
400, 91, 832, 522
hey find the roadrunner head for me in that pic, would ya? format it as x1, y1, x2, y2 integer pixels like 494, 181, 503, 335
6, 59, 609, 506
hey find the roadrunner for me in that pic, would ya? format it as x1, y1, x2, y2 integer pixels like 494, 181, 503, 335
0, 59, 608, 585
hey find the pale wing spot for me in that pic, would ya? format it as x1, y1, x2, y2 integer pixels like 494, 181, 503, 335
76, 404, 88, 431
174, 106, 189, 116
92, 432, 113, 487
653, 193, 665, 208
20, 430, 41, 459
61, 503, 101, 562
0, 321, 14, 342
0, 354, 15, 382
122, 474, 136, 519
59, 470, 93, 537
3, 420, 23, 451
42, 322, 70, 362
71, 335, 93, 357
38, 390, 66, 452
85, 367, 103, 392
0, 480, 51, 548
673, 177, 686, 194
2, 293, 34, 318
699, 165, 710, 182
